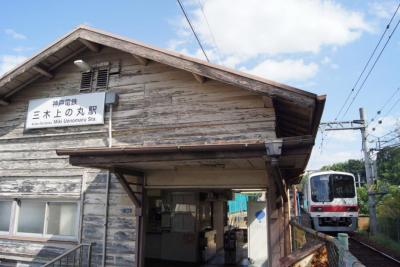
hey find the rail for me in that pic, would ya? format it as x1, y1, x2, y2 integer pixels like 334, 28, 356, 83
42, 243, 94, 267
289, 219, 363, 267
349, 236, 400, 266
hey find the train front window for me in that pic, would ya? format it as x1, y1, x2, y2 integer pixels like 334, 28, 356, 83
310, 175, 332, 202
331, 174, 355, 198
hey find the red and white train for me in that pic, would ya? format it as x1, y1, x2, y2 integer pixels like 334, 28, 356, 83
302, 171, 358, 232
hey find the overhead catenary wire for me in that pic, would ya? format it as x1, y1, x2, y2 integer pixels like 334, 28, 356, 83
369, 91, 400, 137
370, 87, 400, 123
383, 94, 400, 117
341, 16, 400, 119
197, 0, 222, 64
335, 2, 400, 120
177, 0, 210, 62
380, 128, 398, 138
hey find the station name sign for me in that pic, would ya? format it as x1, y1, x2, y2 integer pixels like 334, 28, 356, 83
26, 92, 106, 129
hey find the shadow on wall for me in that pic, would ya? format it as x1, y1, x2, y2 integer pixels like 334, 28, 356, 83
79, 171, 137, 267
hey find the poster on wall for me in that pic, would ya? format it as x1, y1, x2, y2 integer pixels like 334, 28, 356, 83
25, 92, 106, 129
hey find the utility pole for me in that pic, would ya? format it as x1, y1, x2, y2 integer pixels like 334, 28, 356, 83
320, 107, 378, 235
359, 108, 378, 235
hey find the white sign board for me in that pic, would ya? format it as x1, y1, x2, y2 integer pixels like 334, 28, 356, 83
26, 92, 106, 129
248, 201, 268, 267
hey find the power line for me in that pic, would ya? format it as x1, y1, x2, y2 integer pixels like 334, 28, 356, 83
177, 0, 210, 62
335, 2, 400, 120
370, 87, 400, 123
384, 94, 400, 117
341, 16, 400, 119
374, 128, 398, 141
196, 0, 222, 63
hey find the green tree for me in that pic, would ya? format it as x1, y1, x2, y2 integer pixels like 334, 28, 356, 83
377, 147, 400, 185
357, 186, 369, 215
376, 185, 400, 218
321, 159, 366, 182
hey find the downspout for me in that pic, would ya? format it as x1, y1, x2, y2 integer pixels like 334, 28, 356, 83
102, 170, 111, 267
103, 97, 114, 266
108, 105, 113, 148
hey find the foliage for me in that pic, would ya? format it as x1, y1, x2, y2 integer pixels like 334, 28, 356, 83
376, 184, 400, 219
377, 147, 400, 185
320, 159, 365, 182
356, 186, 369, 215
358, 230, 400, 252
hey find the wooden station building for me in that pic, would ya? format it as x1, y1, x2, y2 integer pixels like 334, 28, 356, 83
0, 26, 325, 267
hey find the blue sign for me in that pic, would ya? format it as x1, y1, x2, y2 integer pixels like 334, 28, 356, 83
255, 209, 265, 222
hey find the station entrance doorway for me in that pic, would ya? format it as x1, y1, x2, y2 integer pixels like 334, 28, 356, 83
143, 188, 269, 267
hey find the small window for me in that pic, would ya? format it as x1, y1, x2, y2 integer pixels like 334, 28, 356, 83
11, 200, 79, 240
18, 201, 46, 234
47, 202, 78, 236
79, 68, 109, 92
95, 68, 109, 90
0, 201, 12, 232
80, 71, 93, 92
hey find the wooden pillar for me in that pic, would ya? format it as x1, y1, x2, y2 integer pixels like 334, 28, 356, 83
266, 160, 291, 266
213, 200, 224, 251
283, 189, 291, 256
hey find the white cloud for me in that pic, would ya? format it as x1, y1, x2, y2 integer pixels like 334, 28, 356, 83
184, 0, 371, 59
308, 116, 400, 170
243, 59, 318, 82
308, 149, 361, 170
368, 1, 398, 19
12, 46, 34, 52
369, 116, 399, 136
321, 56, 331, 64
0, 55, 28, 75
308, 129, 363, 169
321, 56, 339, 69
4, 29, 27, 40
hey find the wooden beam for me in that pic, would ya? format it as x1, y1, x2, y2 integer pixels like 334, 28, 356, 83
79, 30, 317, 108
192, 73, 206, 83
32, 66, 53, 79
113, 170, 142, 215
78, 38, 100, 52
132, 55, 148, 66
68, 150, 266, 168
3, 46, 87, 99
280, 242, 325, 267
0, 99, 9, 106
266, 160, 288, 202
114, 166, 144, 178
263, 96, 273, 108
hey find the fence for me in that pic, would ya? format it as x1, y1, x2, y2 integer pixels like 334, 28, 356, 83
290, 220, 363, 267
42, 243, 94, 267
378, 217, 400, 243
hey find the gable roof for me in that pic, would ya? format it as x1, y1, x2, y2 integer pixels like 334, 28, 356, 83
0, 25, 325, 179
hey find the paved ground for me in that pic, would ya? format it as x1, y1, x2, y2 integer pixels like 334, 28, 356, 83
145, 246, 250, 267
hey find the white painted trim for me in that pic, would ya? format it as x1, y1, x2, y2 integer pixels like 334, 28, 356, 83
1, 198, 80, 242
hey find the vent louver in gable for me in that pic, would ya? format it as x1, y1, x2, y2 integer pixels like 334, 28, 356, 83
80, 71, 93, 91
96, 68, 109, 90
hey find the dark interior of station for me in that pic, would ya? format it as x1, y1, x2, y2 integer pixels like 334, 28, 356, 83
144, 189, 266, 267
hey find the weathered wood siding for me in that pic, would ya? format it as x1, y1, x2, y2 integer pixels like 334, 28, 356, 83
0, 46, 276, 266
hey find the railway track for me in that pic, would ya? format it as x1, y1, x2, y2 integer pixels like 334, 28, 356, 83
349, 237, 400, 267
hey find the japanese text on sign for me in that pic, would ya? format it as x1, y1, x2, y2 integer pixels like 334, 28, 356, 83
26, 92, 106, 129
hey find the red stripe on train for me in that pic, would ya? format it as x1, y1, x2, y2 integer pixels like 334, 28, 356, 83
310, 205, 358, 212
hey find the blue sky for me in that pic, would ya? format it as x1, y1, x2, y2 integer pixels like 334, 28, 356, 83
1, 0, 400, 169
